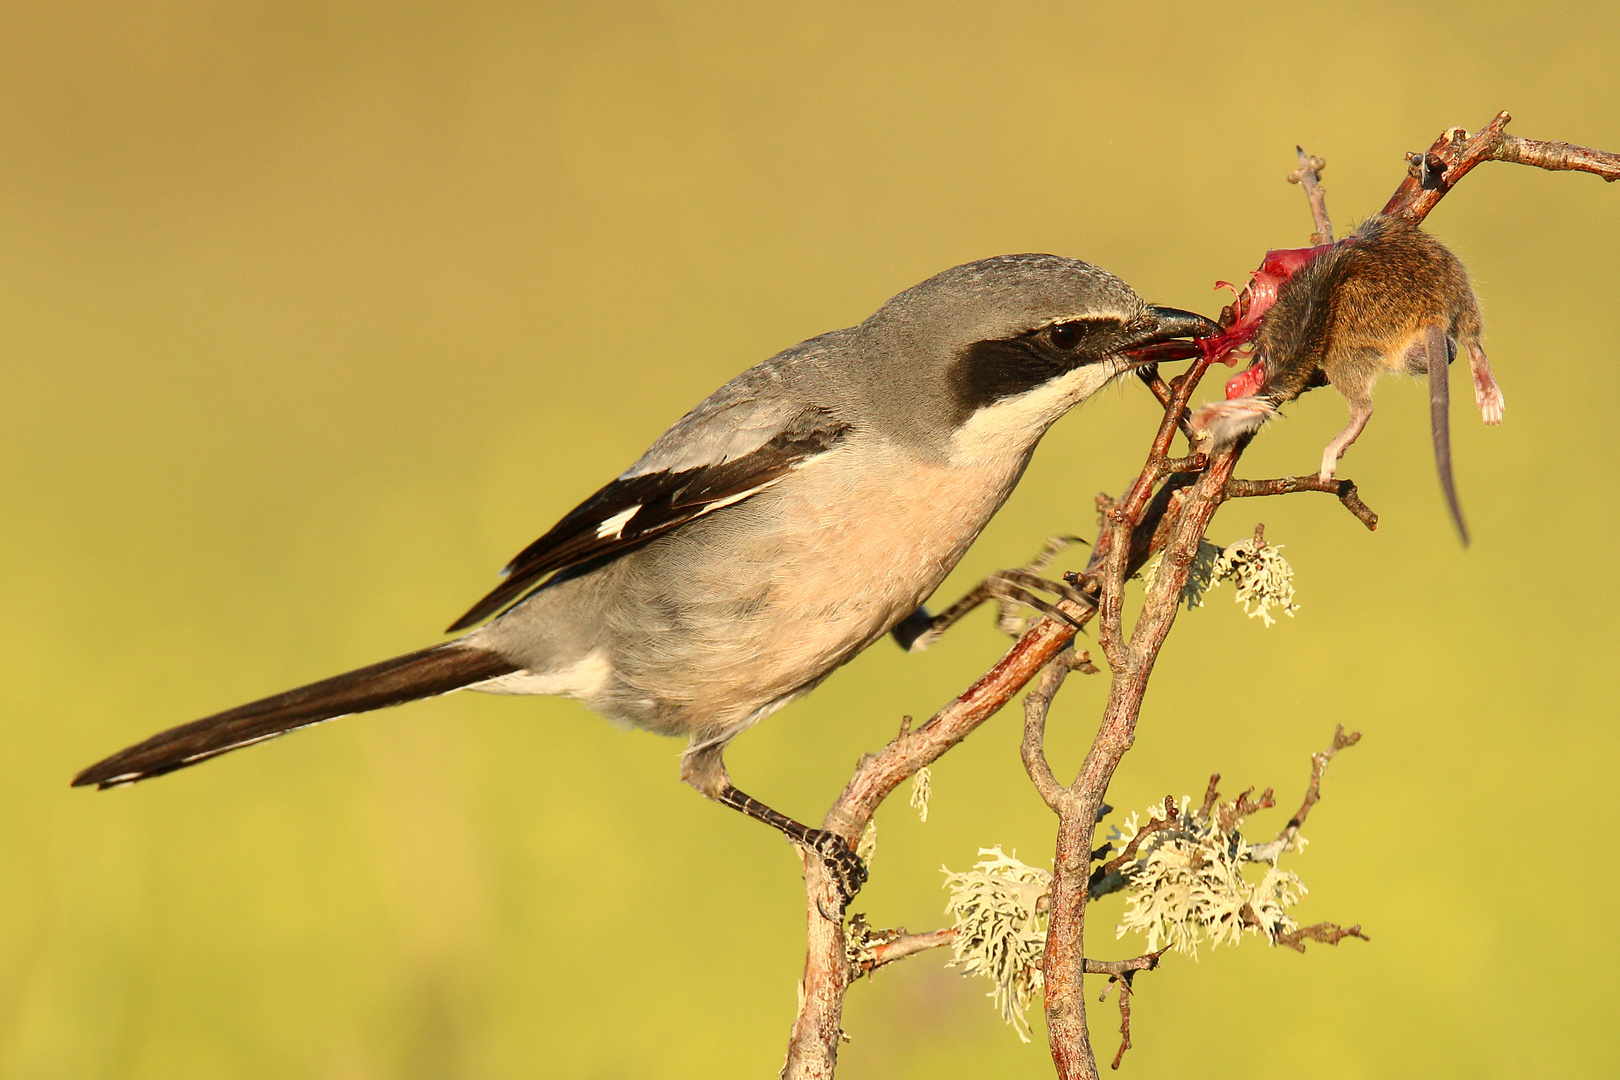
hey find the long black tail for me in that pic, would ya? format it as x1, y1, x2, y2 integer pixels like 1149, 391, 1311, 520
72, 643, 519, 789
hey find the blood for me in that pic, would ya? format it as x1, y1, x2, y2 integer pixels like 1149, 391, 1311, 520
1198, 243, 1335, 366
1224, 363, 1267, 399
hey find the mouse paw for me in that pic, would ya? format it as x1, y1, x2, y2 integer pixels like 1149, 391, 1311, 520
1191, 397, 1276, 446
1476, 384, 1505, 426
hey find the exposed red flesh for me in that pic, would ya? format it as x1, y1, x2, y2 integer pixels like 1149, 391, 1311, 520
1224, 363, 1267, 399
1198, 243, 1334, 367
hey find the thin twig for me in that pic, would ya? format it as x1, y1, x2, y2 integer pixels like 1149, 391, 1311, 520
1090, 951, 1166, 1071
1134, 365, 1196, 440
1105, 976, 1132, 1070
1383, 111, 1620, 225
1095, 797, 1178, 880
1083, 952, 1166, 978
846, 919, 957, 977
1225, 475, 1379, 531
1288, 147, 1333, 244
1022, 657, 1074, 812
1283, 724, 1362, 836
1248, 725, 1362, 864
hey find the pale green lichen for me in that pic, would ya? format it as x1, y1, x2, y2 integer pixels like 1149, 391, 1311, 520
1214, 536, 1298, 627
1140, 539, 1225, 610
1109, 796, 1307, 958
941, 847, 1052, 1042
857, 820, 878, 865
909, 766, 932, 823
1140, 534, 1298, 626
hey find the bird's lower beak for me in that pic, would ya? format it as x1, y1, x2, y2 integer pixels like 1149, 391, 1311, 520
1117, 305, 1224, 367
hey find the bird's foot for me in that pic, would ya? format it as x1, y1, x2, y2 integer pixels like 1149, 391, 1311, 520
805, 828, 868, 910
985, 568, 1096, 635
895, 537, 1090, 651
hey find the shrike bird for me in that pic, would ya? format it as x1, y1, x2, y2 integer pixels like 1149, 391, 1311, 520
74, 254, 1217, 899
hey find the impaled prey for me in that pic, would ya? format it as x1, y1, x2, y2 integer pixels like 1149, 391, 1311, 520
1195, 215, 1505, 544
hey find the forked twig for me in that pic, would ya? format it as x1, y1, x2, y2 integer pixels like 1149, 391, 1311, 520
1289, 147, 1334, 244
780, 114, 1620, 1080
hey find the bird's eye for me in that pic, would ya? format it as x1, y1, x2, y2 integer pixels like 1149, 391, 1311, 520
1047, 322, 1085, 350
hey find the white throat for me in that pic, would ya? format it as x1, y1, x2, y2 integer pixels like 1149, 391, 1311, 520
948, 360, 1123, 466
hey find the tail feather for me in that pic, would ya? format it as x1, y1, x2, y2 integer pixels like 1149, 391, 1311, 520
72, 643, 519, 789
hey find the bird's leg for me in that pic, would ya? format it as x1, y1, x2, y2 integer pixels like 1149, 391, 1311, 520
1319, 396, 1373, 481
893, 536, 1090, 652
682, 742, 866, 908
716, 785, 868, 907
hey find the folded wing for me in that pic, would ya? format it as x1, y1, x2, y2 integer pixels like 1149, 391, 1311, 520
446, 403, 850, 632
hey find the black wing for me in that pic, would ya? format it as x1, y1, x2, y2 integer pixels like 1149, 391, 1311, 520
446, 407, 849, 632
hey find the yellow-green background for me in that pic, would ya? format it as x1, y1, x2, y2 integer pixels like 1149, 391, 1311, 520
3, 2, 1616, 1077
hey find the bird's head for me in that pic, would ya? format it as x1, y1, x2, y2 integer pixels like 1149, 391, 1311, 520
853, 253, 1220, 465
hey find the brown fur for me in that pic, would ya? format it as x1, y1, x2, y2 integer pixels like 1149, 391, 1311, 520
1199, 215, 1504, 542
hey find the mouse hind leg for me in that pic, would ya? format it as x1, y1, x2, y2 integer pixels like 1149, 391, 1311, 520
1450, 300, 1503, 425
1319, 389, 1373, 482
1465, 339, 1504, 425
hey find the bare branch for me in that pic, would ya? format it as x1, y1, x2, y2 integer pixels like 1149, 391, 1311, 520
1089, 951, 1165, 1072
1022, 656, 1074, 812
1288, 147, 1333, 244
1133, 365, 1196, 440
1225, 475, 1379, 531
1383, 111, 1620, 225
1083, 952, 1167, 978
1285, 724, 1362, 836
1248, 725, 1362, 864
1216, 786, 1275, 835
1096, 796, 1179, 880
846, 917, 957, 977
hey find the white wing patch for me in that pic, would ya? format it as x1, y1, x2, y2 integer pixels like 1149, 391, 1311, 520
595, 505, 642, 540
700, 479, 782, 513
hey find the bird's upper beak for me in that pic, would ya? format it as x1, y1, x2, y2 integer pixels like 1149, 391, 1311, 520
1144, 305, 1223, 342
1114, 306, 1224, 369
1116, 305, 1223, 366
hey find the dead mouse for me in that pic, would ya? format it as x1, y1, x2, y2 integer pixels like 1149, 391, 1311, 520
1194, 214, 1505, 543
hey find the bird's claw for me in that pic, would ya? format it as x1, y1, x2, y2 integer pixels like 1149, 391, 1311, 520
985, 568, 1095, 634
805, 828, 867, 910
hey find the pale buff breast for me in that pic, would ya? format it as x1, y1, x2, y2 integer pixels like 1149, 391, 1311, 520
592, 440, 1030, 742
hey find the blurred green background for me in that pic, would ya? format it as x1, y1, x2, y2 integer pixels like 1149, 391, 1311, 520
3, 2, 1617, 1076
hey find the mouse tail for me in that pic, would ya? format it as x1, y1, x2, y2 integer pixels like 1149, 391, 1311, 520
1426, 325, 1470, 546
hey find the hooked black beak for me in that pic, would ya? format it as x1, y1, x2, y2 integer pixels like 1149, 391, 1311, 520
1142, 305, 1223, 344
1117, 304, 1223, 367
